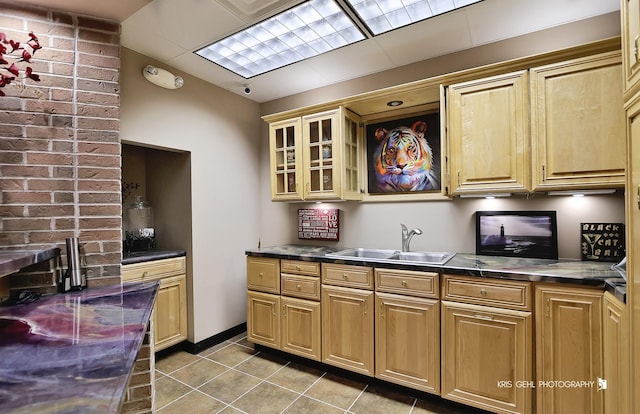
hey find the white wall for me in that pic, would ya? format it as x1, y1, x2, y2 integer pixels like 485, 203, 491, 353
262, 194, 625, 260
120, 48, 262, 343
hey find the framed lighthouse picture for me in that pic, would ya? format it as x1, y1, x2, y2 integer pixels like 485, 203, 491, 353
475, 211, 558, 260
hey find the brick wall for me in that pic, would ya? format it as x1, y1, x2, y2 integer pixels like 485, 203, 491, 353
0, 2, 122, 290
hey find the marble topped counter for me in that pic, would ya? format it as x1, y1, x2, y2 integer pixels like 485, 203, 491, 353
0, 281, 158, 413
0, 246, 60, 278
122, 249, 186, 265
246, 244, 626, 302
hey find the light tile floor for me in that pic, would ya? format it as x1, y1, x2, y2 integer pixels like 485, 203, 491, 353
154, 333, 491, 414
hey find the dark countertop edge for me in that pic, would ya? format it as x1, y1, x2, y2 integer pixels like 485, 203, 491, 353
246, 247, 627, 303
122, 250, 186, 265
114, 281, 159, 412
0, 246, 60, 278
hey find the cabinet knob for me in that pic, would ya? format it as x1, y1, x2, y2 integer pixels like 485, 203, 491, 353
480, 289, 487, 296
142, 271, 148, 278
295, 265, 301, 270
296, 284, 301, 290
259, 272, 264, 277
401, 280, 408, 287
342, 274, 348, 280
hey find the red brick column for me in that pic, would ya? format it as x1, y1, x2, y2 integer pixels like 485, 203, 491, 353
0, 2, 122, 291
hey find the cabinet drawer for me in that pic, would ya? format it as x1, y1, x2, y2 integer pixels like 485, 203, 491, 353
442, 275, 531, 311
281, 274, 321, 300
375, 268, 438, 298
247, 256, 280, 294
122, 256, 186, 282
281, 260, 321, 277
322, 263, 373, 290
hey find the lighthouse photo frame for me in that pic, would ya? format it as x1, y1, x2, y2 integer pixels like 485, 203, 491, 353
475, 211, 558, 260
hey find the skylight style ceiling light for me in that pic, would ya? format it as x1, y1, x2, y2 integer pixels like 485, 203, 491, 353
347, 0, 483, 35
196, 0, 365, 78
195, 0, 482, 78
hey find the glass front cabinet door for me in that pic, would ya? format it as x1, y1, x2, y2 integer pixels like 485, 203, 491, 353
269, 118, 303, 201
269, 107, 361, 201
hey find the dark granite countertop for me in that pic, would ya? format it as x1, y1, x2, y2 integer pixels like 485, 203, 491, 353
246, 245, 626, 303
122, 249, 186, 265
0, 246, 60, 278
0, 281, 158, 413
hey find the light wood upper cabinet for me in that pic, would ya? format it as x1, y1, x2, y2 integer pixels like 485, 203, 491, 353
530, 52, 625, 191
622, 0, 640, 96
268, 107, 361, 201
535, 285, 603, 414
447, 71, 530, 194
269, 118, 303, 201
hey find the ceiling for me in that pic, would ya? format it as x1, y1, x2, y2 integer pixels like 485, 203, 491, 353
20, 0, 619, 103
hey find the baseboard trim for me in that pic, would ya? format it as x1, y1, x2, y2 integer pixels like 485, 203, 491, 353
181, 322, 247, 354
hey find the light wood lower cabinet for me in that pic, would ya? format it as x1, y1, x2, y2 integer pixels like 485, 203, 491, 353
247, 290, 281, 348
281, 296, 321, 361
441, 301, 533, 414
246, 257, 322, 361
375, 292, 440, 394
321, 284, 374, 376
123, 256, 188, 352
602, 292, 629, 414
535, 285, 603, 414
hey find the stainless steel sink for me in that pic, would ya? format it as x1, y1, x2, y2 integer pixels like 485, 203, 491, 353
327, 248, 397, 260
327, 248, 455, 265
388, 251, 455, 265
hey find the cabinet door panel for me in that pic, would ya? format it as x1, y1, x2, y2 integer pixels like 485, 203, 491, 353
602, 292, 629, 414
321, 285, 374, 376
448, 71, 529, 194
622, 0, 640, 95
375, 293, 439, 394
247, 291, 281, 349
442, 301, 533, 414
154, 274, 188, 351
303, 110, 341, 199
530, 52, 624, 190
281, 297, 321, 361
535, 286, 602, 414
269, 118, 303, 200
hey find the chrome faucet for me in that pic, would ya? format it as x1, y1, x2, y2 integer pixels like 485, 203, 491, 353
401, 224, 423, 252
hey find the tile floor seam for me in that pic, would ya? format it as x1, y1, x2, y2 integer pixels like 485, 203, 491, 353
225, 378, 271, 410
346, 383, 370, 413
154, 375, 201, 411
156, 353, 209, 376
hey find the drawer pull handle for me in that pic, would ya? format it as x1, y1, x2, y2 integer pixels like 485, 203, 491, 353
296, 284, 301, 290
474, 314, 493, 321
480, 289, 487, 296
401, 280, 408, 287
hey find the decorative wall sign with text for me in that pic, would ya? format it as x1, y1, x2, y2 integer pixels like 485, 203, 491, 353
298, 209, 339, 241
580, 223, 625, 262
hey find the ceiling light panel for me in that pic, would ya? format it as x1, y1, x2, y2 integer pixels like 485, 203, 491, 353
346, 0, 483, 35
196, 0, 365, 78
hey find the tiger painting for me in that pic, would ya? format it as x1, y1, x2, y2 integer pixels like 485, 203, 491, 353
372, 120, 439, 192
